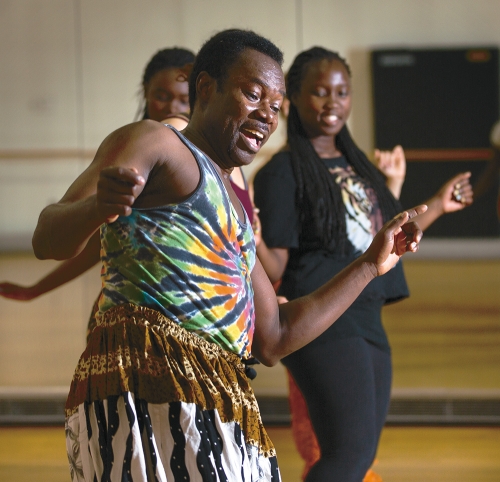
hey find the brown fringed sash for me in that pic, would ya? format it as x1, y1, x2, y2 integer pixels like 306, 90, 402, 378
65, 303, 275, 457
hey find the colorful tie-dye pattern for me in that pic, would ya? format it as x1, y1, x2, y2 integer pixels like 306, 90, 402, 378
98, 128, 256, 358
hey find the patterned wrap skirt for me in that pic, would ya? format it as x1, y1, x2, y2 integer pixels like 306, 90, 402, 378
65, 303, 280, 482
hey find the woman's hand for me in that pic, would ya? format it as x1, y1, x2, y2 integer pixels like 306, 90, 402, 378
434, 172, 473, 214
408, 172, 473, 232
362, 205, 427, 276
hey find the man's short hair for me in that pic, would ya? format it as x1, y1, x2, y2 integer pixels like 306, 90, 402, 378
189, 29, 284, 112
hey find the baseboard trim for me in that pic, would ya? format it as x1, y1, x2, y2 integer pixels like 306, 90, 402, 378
1, 388, 499, 426
256, 391, 500, 426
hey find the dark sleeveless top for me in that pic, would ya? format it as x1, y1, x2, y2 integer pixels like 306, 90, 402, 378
230, 177, 254, 225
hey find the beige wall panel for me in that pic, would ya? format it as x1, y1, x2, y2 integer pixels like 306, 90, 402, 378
79, 0, 184, 147
173, 0, 298, 178
171, 0, 298, 67
0, 0, 79, 149
0, 254, 101, 386
79, 0, 297, 176
300, 0, 500, 154
0, 159, 88, 246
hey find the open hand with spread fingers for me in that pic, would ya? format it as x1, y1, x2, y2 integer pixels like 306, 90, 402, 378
362, 205, 427, 276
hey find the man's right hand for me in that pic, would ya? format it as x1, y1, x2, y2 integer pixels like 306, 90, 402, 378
96, 167, 145, 223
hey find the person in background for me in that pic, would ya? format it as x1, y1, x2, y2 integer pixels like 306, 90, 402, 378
473, 119, 500, 219
0, 47, 195, 306
253, 46, 472, 482
135, 47, 194, 122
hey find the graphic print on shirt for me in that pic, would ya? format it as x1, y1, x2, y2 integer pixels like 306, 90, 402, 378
328, 164, 384, 254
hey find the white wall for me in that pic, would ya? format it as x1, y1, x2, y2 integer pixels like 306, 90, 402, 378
2, 0, 499, 245
0, 0, 499, 387
0, 254, 100, 386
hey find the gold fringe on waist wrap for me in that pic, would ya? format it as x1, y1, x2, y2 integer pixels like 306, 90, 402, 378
65, 303, 275, 456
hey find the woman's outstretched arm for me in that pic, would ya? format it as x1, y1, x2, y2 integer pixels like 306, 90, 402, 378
0, 232, 100, 301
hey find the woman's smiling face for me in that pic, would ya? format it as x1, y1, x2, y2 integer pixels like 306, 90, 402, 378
292, 58, 352, 141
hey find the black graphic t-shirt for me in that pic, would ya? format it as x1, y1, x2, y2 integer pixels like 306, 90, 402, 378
254, 151, 409, 352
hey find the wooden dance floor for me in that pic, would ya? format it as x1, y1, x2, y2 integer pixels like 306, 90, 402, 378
0, 248, 499, 481
0, 425, 499, 482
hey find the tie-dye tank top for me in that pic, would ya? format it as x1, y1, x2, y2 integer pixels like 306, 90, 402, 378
97, 126, 256, 358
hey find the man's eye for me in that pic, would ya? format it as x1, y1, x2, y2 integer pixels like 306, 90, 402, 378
246, 92, 259, 101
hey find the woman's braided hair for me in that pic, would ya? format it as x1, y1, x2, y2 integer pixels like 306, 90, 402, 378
286, 46, 401, 255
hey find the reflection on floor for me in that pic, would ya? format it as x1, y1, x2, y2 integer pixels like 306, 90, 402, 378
384, 260, 500, 391
271, 425, 500, 482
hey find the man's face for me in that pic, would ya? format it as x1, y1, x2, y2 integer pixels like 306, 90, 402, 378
203, 49, 285, 169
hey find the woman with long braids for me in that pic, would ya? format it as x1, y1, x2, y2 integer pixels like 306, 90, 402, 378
253, 47, 473, 481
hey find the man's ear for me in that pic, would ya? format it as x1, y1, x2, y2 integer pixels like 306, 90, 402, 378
196, 71, 216, 108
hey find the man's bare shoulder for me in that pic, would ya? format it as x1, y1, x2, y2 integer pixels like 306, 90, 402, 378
112, 121, 201, 207
101, 120, 183, 153
92, 120, 187, 173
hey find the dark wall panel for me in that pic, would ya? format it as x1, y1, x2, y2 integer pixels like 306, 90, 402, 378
372, 48, 499, 237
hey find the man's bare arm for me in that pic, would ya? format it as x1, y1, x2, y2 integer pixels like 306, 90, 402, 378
251, 206, 426, 366
32, 121, 173, 260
